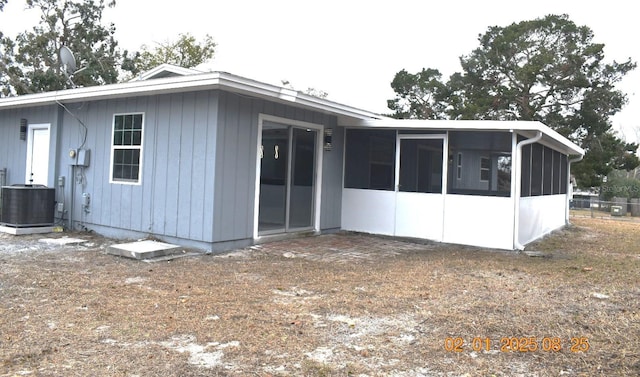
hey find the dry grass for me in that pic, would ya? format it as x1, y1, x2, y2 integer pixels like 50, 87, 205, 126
1, 217, 639, 376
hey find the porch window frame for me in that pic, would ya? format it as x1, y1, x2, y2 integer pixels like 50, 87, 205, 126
396, 134, 447, 194
344, 129, 397, 191
447, 131, 512, 197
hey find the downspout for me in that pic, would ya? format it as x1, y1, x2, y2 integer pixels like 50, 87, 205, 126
513, 131, 542, 250
566, 154, 584, 225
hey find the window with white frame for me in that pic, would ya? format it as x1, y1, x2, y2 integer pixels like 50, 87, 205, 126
456, 153, 463, 180
480, 157, 490, 181
110, 113, 143, 184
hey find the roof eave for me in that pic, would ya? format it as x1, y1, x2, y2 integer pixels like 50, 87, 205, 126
0, 72, 384, 123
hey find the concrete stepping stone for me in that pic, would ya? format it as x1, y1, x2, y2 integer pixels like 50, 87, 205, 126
107, 240, 182, 260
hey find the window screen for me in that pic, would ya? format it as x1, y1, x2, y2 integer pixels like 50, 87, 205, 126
448, 131, 512, 197
344, 129, 396, 191
543, 146, 553, 195
520, 144, 531, 197
530, 143, 543, 196
398, 138, 443, 193
552, 150, 561, 194
560, 154, 568, 194
520, 141, 569, 197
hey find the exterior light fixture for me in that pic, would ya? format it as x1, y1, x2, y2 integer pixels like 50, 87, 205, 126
20, 119, 27, 140
324, 128, 333, 151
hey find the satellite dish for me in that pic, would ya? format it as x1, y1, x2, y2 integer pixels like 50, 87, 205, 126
59, 46, 77, 76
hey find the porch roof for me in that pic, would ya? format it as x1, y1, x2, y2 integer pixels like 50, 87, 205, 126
355, 118, 585, 156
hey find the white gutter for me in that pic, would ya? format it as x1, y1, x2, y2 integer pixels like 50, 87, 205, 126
566, 154, 585, 224
513, 131, 543, 250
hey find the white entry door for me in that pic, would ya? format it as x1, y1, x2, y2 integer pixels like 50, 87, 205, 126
394, 135, 446, 241
26, 124, 51, 186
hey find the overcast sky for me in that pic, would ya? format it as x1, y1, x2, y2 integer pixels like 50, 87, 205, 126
1, 0, 638, 140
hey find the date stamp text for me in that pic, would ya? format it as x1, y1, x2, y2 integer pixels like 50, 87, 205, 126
443, 336, 590, 353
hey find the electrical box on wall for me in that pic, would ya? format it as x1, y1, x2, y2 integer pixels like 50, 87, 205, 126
77, 149, 90, 166
82, 192, 91, 214
69, 148, 91, 167
82, 192, 90, 207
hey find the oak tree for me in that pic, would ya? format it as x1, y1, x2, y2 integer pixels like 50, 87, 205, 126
0, 0, 121, 95
388, 14, 638, 187
122, 33, 216, 76
387, 68, 447, 119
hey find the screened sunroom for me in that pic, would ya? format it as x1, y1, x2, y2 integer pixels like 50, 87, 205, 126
340, 120, 583, 250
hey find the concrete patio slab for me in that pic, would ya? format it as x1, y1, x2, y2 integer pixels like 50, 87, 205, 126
107, 240, 182, 260
39, 237, 87, 246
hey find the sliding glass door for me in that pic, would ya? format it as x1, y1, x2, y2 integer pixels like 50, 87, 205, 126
258, 123, 317, 235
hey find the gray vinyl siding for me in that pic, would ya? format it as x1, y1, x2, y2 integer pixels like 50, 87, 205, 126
455, 150, 509, 192
320, 123, 343, 230
213, 92, 252, 242
0, 105, 60, 187
1, 89, 343, 248
212, 91, 342, 243
52, 91, 219, 243
456, 150, 489, 190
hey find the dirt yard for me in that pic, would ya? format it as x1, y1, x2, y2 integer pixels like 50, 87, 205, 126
1, 217, 639, 376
